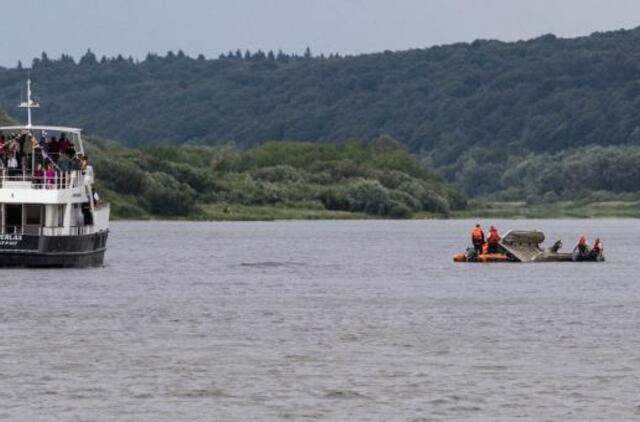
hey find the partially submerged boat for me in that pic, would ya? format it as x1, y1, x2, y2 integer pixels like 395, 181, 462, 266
453, 230, 605, 263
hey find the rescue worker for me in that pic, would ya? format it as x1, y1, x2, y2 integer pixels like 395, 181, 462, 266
575, 235, 589, 257
471, 224, 485, 255
591, 238, 603, 258
487, 225, 501, 254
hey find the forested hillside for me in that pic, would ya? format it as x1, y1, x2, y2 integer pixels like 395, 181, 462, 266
2, 27, 640, 201
1, 28, 640, 153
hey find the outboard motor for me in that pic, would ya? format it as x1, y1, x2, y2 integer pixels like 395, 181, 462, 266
547, 240, 562, 253
465, 247, 478, 262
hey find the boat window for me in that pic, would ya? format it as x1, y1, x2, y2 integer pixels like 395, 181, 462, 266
25, 204, 42, 226
5, 204, 22, 231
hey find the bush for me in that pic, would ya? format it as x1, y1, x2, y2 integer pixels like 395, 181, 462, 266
389, 190, 422, 212
388, 201, 413, 219
142, 172, 196, 215
252, 165, 303, 183
346, 179, 393, 215
318, 186, 350, 211
308, 160, 372, 181
96, 159, 146, 195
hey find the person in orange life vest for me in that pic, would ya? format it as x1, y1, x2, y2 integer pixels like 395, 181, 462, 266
487, 225, 501, 253
471, 224, 485, 254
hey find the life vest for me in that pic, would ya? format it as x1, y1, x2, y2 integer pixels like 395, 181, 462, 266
488, 229, 500, 244
472, 227, 484, 242
482, 242, 489, 255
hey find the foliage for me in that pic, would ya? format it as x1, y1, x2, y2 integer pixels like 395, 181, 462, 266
86, 138, 460, 218
3, 28, 640, 162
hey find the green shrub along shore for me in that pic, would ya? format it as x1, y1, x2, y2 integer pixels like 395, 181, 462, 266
87, 136, 466, 220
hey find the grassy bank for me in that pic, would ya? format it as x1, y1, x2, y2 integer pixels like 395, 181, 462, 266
451, 200, 640, 219
197, 204, 369, 221
106, 200, 640, 221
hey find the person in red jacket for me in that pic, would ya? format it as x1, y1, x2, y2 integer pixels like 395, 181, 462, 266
471, 224, 485, 254
487, 225, 501, 253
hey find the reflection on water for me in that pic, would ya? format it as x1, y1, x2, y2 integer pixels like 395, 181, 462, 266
1, 219, 638, 420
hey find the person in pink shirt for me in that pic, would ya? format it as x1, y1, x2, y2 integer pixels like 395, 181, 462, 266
45, 163, 56, 189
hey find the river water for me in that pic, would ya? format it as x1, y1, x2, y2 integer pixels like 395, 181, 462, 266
1, 219, 638, 421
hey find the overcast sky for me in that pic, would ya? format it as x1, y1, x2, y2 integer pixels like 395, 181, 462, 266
2, 0, 639, 67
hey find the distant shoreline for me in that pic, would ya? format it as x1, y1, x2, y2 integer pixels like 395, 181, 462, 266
109, 200, 640, 221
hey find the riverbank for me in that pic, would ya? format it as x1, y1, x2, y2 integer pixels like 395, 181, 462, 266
449, 200, 640, 219
108, 200, 640, 221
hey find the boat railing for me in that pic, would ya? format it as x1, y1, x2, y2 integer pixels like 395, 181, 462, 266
0, 225, 92, 236
0, 170, 85, 190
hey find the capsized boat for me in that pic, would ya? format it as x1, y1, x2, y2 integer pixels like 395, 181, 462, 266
453, 230, 605, 263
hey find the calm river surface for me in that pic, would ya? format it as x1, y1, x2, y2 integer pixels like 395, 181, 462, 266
1, 219, 639, 421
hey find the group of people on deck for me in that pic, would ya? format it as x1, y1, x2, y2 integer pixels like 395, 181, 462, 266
0, 131, 89, 188
471, 224, 501, 255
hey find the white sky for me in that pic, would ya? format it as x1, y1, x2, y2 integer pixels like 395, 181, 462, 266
1, 0, 639, 67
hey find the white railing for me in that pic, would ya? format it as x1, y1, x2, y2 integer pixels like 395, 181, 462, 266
0, 170, 85, 190
0, 225, 92, 236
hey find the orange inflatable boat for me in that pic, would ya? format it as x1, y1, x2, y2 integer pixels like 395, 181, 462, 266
453, 252, 511, 263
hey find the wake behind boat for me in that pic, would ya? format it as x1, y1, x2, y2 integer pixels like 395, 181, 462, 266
0, 79, 109, 267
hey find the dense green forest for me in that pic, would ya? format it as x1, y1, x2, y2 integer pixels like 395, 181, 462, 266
2, 27, 640, 205
86, 136, 464, 219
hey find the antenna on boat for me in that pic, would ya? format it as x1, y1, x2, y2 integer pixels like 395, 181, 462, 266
18, 76, 39, 128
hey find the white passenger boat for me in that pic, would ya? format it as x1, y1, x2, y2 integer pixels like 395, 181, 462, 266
0, 79, 109, 267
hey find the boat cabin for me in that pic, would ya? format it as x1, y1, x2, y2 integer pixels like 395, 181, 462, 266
0, 125, 99, 237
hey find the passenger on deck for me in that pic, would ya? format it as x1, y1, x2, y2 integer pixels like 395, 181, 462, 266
42, 135, 52, 153
57, 151, 71, 188
60, 133, 71, 154
487, 226, 501, 254
33, 163, 44, 188
23, 133, 36, 172
17, 133, 26, 163
6, 153, 18, 176
45, 163, 57, 189
0, 135, 6, 165
80, 154, 89, 172
50, 136, 60, 161
8, 138, 19, 163
471, 224, 485, 254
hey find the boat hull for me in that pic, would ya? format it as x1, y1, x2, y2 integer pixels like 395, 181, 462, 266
0, 231, 108, 268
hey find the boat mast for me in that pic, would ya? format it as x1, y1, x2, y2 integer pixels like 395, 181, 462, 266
18, 78, 39, 128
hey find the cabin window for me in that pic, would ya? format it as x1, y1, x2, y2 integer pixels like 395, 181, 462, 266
25, 205, 43, 226
5, 204, 22, 232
